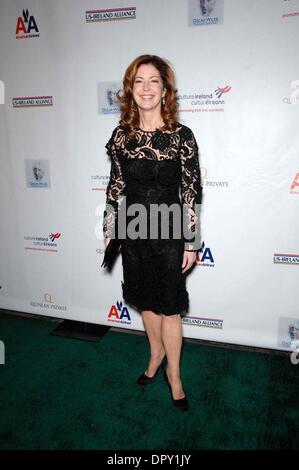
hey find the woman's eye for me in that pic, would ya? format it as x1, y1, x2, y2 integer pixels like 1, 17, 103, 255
134, 80, 159, 83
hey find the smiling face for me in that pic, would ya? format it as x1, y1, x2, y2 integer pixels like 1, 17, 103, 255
132, 63, 166, 113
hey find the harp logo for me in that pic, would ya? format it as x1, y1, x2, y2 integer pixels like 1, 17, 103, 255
215, 86, 232, 99
16, 9, 40, 39
49, 233, 61, 242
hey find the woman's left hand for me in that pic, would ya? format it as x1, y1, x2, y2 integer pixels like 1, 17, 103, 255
182, 251, 197, 273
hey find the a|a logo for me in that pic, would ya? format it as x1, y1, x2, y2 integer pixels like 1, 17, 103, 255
0, 340, 5, 365
290, 173, 299, 194
16, 9, 39, 38
197, 241, 215, 266
108, 300, 131, 323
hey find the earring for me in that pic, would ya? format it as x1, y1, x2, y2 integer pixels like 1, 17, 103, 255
162, 97, 165, 105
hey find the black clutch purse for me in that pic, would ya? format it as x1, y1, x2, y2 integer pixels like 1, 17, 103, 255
101, 238, 121, 270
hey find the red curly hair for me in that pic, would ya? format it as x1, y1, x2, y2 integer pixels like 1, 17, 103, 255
116, 54, 179, 139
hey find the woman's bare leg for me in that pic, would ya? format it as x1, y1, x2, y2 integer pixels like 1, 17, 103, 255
141, 310, 166, 377
161, 314, 185, 400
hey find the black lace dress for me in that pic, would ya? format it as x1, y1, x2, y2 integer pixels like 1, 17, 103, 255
103, 122, 202, 316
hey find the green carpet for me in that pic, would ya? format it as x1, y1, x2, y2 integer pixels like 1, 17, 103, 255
0, 312, 298, 450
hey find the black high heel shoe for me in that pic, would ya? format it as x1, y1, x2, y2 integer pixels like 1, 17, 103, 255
163, 369, 189, 411
137, 356, 167, 385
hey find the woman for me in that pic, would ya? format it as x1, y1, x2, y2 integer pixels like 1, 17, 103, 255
103, 54, 203, 411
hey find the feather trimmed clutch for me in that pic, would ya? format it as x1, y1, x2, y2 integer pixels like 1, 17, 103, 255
101, 238, 121, 271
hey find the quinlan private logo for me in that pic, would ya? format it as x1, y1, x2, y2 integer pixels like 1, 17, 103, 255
108, 300, 131, 325
16, 9, 40, 39
290, 173, 299, 194
202, 166, 229, 189
30, 293, 67, 312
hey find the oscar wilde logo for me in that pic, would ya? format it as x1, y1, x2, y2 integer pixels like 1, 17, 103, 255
200, 0, 216, 16
108, 301, 131, 325
278, 317, 299, 351
25, 159, 50, 188
189, 0, 224, 26
16, 9, 40, 39
98, 81, 122, 114
290, 173, 299, 194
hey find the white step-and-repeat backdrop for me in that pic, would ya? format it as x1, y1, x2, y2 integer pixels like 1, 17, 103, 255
0, 0, 298, 352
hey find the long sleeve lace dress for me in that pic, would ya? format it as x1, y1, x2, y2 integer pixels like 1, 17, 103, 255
103, 122, 202, 315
